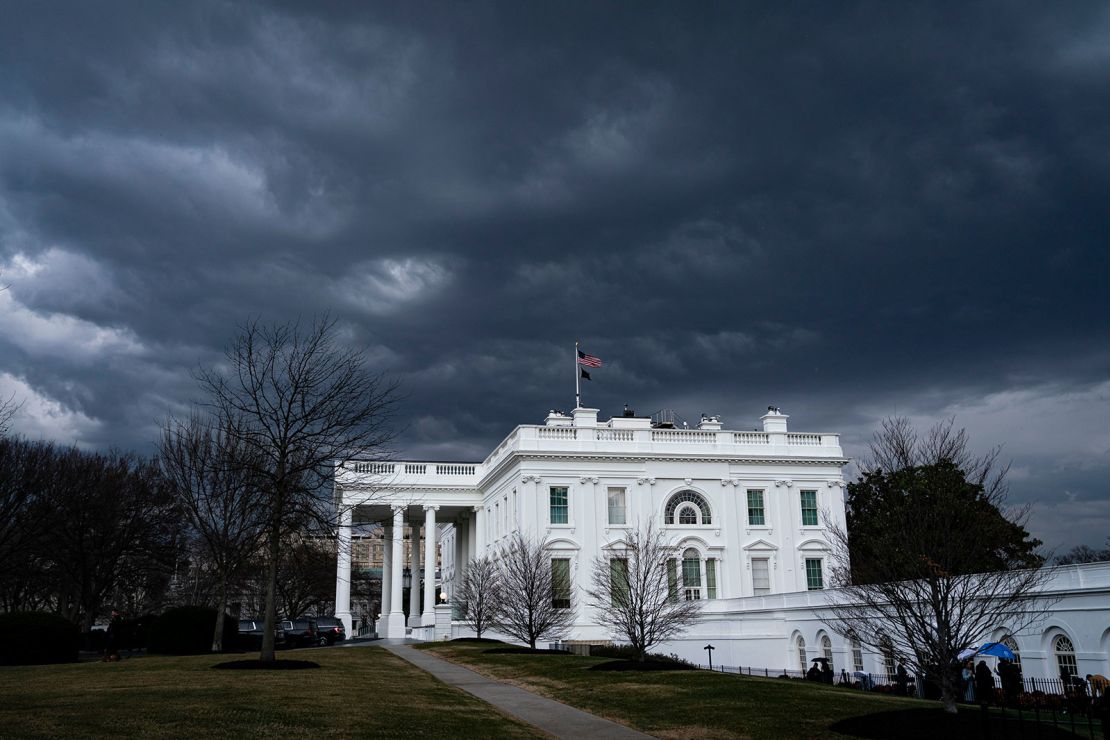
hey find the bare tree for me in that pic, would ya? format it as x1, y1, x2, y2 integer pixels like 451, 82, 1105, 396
159, 414, 269, 651
458, 556, 502, 639
828, 418, 1054, 713
195, 315, 399, 662
0, 392, 20, 437
586, 519, 702, 661
495, 532, 576, 649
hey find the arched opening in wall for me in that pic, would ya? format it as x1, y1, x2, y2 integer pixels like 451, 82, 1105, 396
796, 636, 807, 672
1054, 634, 1077, 679
1000, 634, 1021, 668
821, 634, 833, 670
879, 635, 896, 679
665, 490, 712, 525
851, 639, 864, 672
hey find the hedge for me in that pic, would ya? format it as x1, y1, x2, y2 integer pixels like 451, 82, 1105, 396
0, 611, 79, 665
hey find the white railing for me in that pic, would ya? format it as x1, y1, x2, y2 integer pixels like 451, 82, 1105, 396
404, 463, 427, 474
651, 429, 716, 443
436, 464, 476, 475
350, 462, 394, 474
733, 432, 770, 444
537, 427, 577, 440
787, 433, 822, 446
595, 429, 634, 441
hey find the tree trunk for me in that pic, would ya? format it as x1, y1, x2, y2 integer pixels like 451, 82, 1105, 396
212, 573, 228, 653
260, 519, 282, 662
940, 671, 959, 714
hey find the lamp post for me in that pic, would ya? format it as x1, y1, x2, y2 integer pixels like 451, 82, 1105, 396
704, 644, 715, 670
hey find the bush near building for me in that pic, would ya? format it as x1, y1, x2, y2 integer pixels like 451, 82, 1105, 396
147, 606, 235, 655
0, 612, 79, 665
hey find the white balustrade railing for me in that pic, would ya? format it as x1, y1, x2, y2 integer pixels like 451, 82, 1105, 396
651, 429, 716, 443
537, 427, 577, 440
595, 429, 634, 441
787, 433, 822, 446
350, 462, 394, 474
436, 464, 476, 475
733, 432, 770, 445
404, 463, 427, 474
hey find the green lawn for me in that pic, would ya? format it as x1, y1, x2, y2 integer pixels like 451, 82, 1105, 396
416, 641, 1094, 739
0, 646, 537, 739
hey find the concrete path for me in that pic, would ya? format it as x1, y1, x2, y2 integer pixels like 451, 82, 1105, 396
382, 644, 653, 740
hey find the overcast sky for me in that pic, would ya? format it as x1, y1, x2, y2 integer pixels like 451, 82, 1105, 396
1, 2, 1108, 550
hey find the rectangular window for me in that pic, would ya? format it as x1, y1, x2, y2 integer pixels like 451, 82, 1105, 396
752, 557, 770, 595
800, 490, 818, 526
607, 487, 627, 525
852, 641, 864, 672
549, 486, 569, 524
805, 558, 824, 590
747, 490, 765, 526
706, 559, 717, 599
551, 558, 571, 609
610, 558, 629, 606
666, 558, 678, 603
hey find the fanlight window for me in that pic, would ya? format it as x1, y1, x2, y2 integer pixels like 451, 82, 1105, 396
1000, 635, 1021, 667
821, 635, 833, 669
1054, 635, 1077, 678
665, 490, 712, 525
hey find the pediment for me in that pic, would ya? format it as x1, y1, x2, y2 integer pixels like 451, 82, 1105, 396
742, 538, 779, 551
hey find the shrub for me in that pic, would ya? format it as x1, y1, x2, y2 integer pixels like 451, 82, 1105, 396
147, 606, 235, 655
589, 644, 695, 667
0, 611, 79, 665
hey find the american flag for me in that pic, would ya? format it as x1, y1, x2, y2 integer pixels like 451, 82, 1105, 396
577, 350, 603, 368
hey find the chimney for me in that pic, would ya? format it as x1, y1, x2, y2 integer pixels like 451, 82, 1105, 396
761, 406, 789, 433
572, 407, 599, 428
697, 414, 723, 431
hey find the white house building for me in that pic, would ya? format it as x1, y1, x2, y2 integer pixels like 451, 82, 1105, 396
333, 405, 1110, 682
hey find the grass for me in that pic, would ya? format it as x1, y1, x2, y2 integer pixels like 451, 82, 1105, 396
416, 641, 1094, 739
0, 645, 538, 738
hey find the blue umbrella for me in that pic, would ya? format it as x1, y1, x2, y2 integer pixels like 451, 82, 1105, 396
959, 642, 1016, 661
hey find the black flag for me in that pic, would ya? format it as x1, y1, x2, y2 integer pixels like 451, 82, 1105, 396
580, 368, 591, 381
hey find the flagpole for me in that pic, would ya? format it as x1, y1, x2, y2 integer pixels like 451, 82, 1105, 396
574, 340, 581, 409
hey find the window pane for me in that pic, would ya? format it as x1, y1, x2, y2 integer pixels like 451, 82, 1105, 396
805, 558, 823, 590
610, 558, 629, 606
706, 559, 717, 599
666, 558, 678, 603
801, 490, 818, 526
852, 641, 864, 672
752, 557, 770, 595
550, 486, 569, 524
747, 490, 765, 526
682, 554, 701, 587
679, 506, 697, 524
607, 487, 626, 525
551, 558, 571, 609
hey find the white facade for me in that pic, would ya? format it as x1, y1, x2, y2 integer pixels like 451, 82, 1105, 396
333, 406, 1110, 681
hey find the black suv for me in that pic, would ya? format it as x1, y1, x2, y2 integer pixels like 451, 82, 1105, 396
238, 619, 287, 650
313, 616, 346, 646
280, 618, 318, 648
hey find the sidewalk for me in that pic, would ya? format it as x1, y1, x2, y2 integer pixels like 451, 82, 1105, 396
382, 644, 653, 740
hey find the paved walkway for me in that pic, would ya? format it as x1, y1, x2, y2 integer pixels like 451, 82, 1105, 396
382, 644, 653, 740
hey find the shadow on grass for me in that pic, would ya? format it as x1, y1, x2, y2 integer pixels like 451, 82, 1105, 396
830, 707, 1087, 739
212, 659, 320, 670
483, 647, 570, 655
588, 660, 694, 672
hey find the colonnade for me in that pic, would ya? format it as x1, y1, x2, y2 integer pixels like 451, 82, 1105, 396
334, 503, 439, 638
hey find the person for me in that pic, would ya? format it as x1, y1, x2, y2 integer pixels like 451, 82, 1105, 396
1087, 674, 1109, 698
895, 664, 910, 696
806, 662, 822, 681
839, 669, 850, 686
997, 659, 1021, 707
821, 662, 834, 685
103, 610, 122, 663
975, 660, 995, 706
962, 661, 975, 702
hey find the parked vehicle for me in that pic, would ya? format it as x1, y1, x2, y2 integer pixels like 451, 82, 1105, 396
280, 618, 318, 648
237, 619, 287, 650
313, 616, 346, 646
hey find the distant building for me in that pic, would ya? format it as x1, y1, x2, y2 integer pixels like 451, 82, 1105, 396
333, 406, 1110, 681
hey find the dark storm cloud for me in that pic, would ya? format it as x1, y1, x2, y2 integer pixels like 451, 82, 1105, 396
2, 2, 1109, 548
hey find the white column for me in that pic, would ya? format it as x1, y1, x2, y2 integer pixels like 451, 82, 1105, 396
334, 499, 353, 636
387, 506, 406, 636
408, 525, 422, 627
454, 514, 467, 598
468, 508, 478, 562
422, 506, 438, 625
474, 505, 486, 557
381, 526, 392, 635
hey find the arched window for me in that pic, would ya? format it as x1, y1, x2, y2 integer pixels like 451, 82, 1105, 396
821, 635, 833, 669
796, 636, 807, 672
1054, 635, 1077, 678
682, 548, 702, 600
1000, 635, 1021, 667
880, 636, 896, 678
665, 490, 712, 525
851, 639, 864, 672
